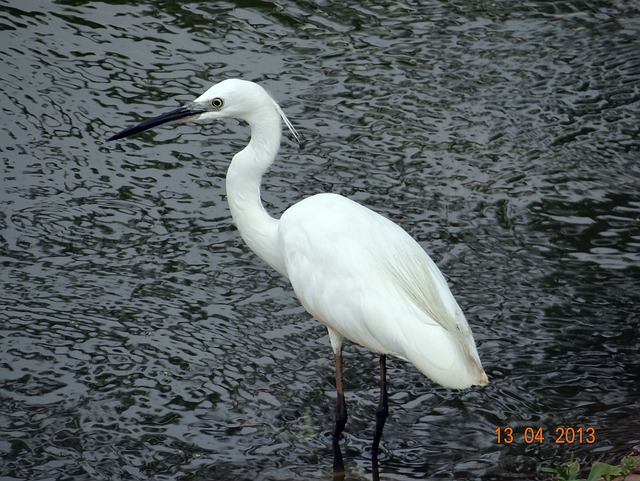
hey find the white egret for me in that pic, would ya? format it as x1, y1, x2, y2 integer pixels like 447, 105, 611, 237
108, 79, 489, 453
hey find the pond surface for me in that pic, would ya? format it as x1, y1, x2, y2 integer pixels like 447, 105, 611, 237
1, 1, 639, 480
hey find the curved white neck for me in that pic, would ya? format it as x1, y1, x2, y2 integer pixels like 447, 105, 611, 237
225, 110, 287, 277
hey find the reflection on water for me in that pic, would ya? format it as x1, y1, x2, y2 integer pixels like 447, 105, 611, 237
1, 1, 639, 480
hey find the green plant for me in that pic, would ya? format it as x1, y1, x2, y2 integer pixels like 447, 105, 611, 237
542, 452, 581, 481
542, 453, 636, 481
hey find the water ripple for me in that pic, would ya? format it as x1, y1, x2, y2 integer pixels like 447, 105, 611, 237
1, 1, 639, 480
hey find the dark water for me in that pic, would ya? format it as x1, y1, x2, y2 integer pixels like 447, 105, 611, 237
1, 1, 639, 480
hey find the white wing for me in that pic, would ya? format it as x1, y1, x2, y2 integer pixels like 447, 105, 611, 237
278, 193, 487, 389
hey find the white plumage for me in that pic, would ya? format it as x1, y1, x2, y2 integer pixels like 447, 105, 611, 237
280, 193, 485, 389
109, 78, 488, 453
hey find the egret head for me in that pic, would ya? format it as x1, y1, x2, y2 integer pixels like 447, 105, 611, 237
107, 79, 298, 142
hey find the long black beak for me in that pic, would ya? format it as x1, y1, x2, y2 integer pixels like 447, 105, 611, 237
107, 105, 208, 141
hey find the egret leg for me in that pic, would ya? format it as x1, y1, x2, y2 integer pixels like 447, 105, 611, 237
372, 354, 388, 455
333, 349, 348, 438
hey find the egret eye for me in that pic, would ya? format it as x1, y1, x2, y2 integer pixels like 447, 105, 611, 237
211, 98, 224, 109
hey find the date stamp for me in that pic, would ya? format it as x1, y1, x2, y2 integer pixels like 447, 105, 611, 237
496, 427, 596, 444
